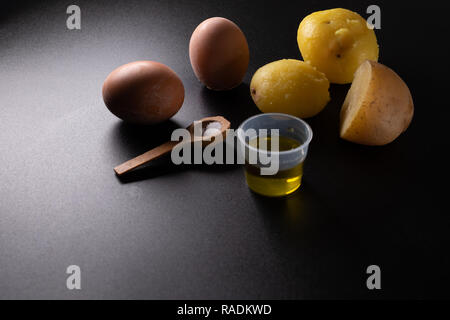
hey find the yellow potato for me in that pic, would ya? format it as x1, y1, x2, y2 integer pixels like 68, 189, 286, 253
340, 61, 414, 146
250, 59, 330, 118
297, 8, 379, 84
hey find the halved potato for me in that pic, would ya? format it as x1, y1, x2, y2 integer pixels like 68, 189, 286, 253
340, 61, 414, 146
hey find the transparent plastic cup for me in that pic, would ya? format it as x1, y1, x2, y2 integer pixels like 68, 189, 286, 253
237, 113, 313, 197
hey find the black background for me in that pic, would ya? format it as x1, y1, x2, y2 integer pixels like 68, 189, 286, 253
1, 0, 449, 299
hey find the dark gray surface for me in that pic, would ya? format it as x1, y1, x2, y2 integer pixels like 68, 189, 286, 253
1, 0, 449, 299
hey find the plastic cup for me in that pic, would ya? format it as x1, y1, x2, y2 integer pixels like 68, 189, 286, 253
237, 113, 313, 197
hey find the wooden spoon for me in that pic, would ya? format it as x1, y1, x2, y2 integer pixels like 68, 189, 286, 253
114, 116, 230, 176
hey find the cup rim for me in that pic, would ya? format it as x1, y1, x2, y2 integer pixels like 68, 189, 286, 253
236, 113, 313, 156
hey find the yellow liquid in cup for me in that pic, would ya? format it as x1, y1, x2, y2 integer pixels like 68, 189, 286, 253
244, 136, 303, 197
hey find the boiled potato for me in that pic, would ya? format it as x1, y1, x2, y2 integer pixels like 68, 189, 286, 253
297, 8, 379, 84
250, 59, 330, 118
340, 61, 414, 146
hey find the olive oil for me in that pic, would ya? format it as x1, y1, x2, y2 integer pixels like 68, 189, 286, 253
245, 136, 304, 197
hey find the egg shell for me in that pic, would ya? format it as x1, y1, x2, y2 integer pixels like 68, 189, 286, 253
102, 61, 184, 124
189, 17, 249, 91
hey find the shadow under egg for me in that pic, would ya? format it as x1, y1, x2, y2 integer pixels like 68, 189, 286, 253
109, 119, 183, 158
199, 82, 260, 129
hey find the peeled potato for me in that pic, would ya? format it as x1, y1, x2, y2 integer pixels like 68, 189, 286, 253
297, 8, 379, 84
250, 59, 330, 118
340, 61, 414, 146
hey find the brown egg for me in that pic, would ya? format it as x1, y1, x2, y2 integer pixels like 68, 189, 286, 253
102, 61, 184, 124
189, 17, 249, 91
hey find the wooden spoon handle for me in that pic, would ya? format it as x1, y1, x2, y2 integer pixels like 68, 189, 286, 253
114, 140, 179, 176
